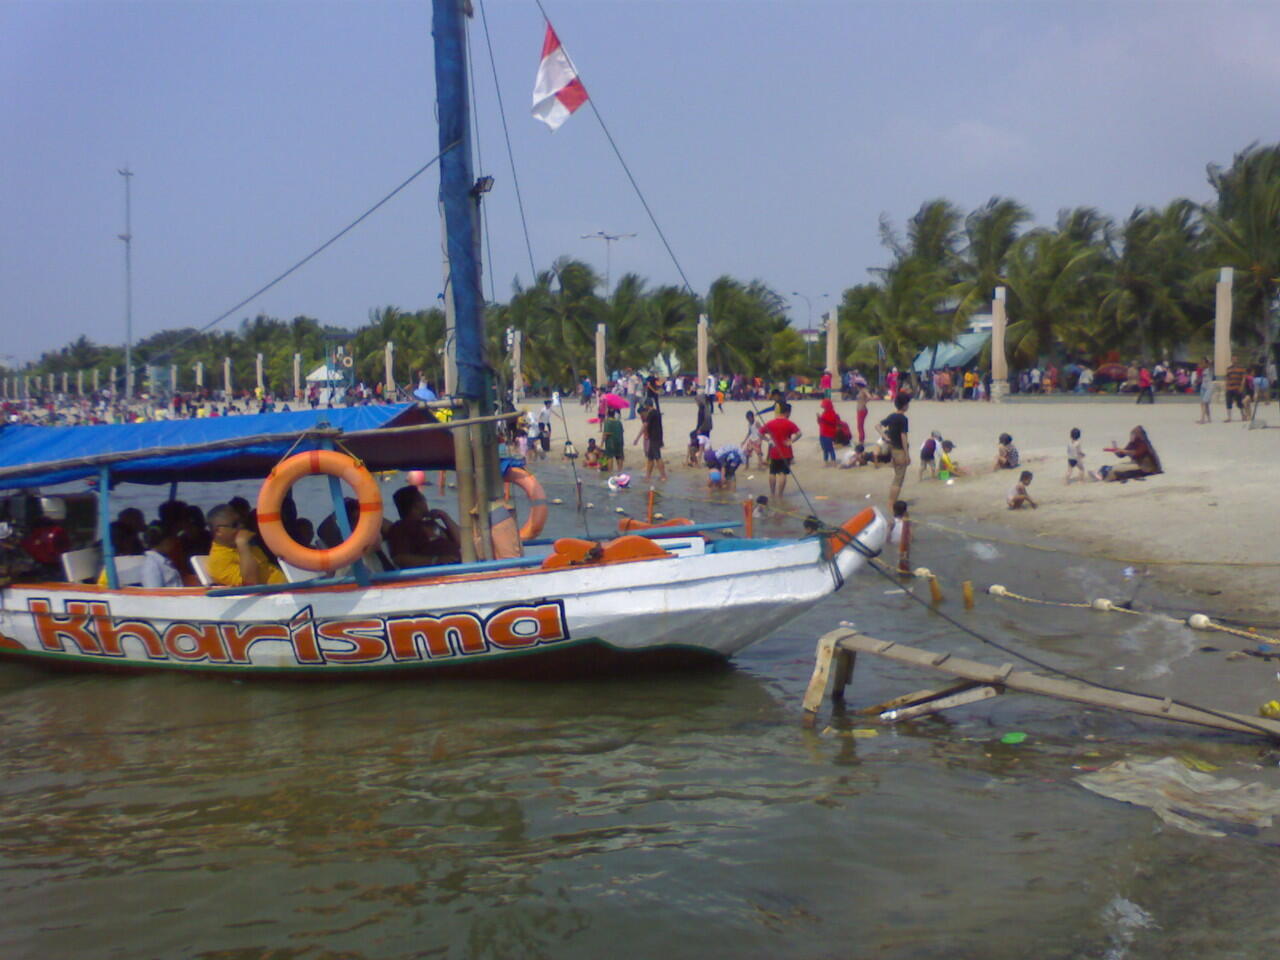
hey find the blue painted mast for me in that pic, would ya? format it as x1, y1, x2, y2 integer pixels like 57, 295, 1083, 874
432, 0, 499, 560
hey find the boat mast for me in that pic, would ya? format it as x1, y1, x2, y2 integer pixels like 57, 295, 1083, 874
433, 0, 500, 561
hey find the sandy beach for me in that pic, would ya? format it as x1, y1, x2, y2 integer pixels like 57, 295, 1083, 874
541, 392, 1280, 619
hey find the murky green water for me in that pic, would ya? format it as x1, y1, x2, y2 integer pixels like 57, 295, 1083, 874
3, 463, 1279, 958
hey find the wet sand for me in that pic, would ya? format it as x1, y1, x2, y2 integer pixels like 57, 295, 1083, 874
539, 393, 1280, 619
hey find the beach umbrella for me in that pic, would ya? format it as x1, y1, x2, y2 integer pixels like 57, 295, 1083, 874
600, 392, 628, 411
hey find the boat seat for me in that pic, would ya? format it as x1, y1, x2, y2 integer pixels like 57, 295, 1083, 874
190, 555, 213, 586
61, 546, 101, 583
279, 558, 351, 583
113, 555, 146, 586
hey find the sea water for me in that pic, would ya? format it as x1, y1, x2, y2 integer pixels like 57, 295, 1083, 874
2, 462, 1279, 959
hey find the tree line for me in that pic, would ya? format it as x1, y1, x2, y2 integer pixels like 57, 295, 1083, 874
11, 142, 1279, 394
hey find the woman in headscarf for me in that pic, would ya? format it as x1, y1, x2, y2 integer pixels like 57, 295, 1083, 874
1096, 426, 1162, 482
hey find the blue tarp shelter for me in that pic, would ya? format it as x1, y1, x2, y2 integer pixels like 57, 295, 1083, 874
0, 404, 458, 489
912, 332, 992, 373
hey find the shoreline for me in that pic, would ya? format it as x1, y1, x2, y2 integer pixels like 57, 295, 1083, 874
537, 393, 1280, 621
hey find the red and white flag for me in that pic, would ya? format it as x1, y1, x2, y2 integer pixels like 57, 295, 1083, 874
532, 24, 588, 131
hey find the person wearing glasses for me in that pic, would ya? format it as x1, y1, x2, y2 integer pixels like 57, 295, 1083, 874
207, 503, 286, 586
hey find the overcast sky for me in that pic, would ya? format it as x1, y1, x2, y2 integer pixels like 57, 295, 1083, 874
3, 0, 1278, 363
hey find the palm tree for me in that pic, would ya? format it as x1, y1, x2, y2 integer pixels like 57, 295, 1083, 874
1202, 142, 1280, 361
639, 285, 697, 376
953, 196, 1031, 319
1003, 227, 1105, 366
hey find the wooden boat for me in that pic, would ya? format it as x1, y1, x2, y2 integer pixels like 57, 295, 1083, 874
0, 1, 887, 676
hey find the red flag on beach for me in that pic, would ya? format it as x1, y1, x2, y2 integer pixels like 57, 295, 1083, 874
532, 23, 588, 131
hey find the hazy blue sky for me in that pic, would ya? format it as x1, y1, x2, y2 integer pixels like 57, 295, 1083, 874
3, 0, 1279, 362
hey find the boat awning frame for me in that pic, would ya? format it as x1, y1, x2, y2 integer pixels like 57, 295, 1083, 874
0, 404, 489, 489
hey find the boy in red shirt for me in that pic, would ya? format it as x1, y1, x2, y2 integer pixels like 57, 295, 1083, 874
760, 402, 802, 497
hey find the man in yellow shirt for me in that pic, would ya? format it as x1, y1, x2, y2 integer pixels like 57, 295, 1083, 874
207, 504, 286, 586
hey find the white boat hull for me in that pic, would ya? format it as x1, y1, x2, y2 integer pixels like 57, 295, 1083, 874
0, 513, 887, 675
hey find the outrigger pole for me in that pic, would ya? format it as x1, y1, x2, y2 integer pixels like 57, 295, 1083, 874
433, 0, 502, 562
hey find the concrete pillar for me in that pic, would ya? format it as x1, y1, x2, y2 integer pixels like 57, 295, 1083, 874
46, 373, 54, 393
77, 370, 83, 395
824, 309, 839, 386
169, 364, 177, 394
595, 323, 607, 390
384, 342, 395, 396
512, 329, 524, 402
1214, 267, 1233, 380
697, 314, 709, 388
195, 360, 204, 388
93, 368, 100, 393
293, 353, 301, 398
60, 371, 68, 394
109, 367, 117, 394
224, 357, 232, 396
990, 287, 1008, 402
255, 353, 264, 391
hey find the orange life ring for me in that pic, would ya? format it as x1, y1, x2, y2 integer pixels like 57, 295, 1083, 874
257, 449, 383, 573
504, 466, 548, 541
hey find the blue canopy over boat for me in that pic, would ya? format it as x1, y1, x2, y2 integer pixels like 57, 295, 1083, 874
0, 404, 459, 489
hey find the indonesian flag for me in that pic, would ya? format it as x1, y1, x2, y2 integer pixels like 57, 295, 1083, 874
532, 24, 588, 131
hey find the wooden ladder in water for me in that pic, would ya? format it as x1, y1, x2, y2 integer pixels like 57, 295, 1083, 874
800, 627, 1280, 741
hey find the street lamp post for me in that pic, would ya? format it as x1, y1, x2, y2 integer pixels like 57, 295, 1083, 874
581, 231, 637, 295
118, 167, 134, 399
790, 292, 829, 369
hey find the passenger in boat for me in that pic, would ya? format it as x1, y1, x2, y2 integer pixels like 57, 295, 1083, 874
206, 504, 286, 586
21, 497, 71, 578
387, 485, 461, 568
108, 520, 144, 557
293, 518, 317, 550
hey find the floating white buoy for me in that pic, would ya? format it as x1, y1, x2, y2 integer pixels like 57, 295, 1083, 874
615, 507, 626, 514
654, 512, 665, 520
586, 502, 594, 509
988, 584, 1008, 596
551, 498, 564, 505
746, 475, 755, 481
1092, 598, 1114, 611
1188, 613, 1212, 630
913, 567, 932, 579
946, 478, 955, 486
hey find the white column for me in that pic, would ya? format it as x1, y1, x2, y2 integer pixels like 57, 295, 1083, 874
595, 323, 607, 389
195, 360, 204, 388
223, 357, 232, 396
990, 287, 1008, 402
824, 310, 838, 385
169, 364, 177, 394
93, 368, 101, 392
60, 371, 68, 394
1214, 267, 1233, 380
255, 353, 264, 391
384, 342, 395, 395
293, 353, 301, 399
47, 373, 54, 393
109, 366, 117, 394
77, 370, 83, 395
512, 329, 524, 402
697, 314, 709, 388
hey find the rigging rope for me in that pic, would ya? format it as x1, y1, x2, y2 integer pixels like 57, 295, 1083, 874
148, 143, 460, 368
531, 0, 696, 295
478, 0, 539, 283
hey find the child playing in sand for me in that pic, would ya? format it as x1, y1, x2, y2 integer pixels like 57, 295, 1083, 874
939, 440, 966, 477
1065, 427, 1091, 484
918, 431, 941, 480
838, 444, 869, 468
753, 495, 769, 518
1007, 471, 1037, 509
742, 411, 763, 468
